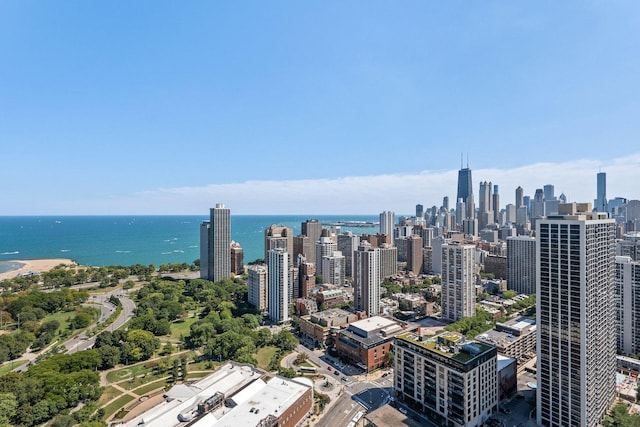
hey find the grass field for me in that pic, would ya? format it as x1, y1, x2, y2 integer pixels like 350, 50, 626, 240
97, 386, 122, 406
102, 394, 135, 420
106, 363, 152, 383
169, 316, 198, 340
0, 360, 23, 376
187, 360, 219, 372
119, 372, 169, 390
41, 310, 74, 334
255, 346, 278, 370
131, 379, 169, 396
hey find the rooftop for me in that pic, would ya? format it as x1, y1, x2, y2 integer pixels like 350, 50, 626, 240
350, 316, 398, 333
121, 363, 262, 427
193, 377, 312, 427
396, 331, 494, 364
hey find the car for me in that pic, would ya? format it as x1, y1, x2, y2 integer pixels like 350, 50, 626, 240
499, 406, 510, 414
327, 366, 332, 371
382, 372, 388, 377
342, 377, 347, 382
398, 407, 407, 415
334, 370, 340, 375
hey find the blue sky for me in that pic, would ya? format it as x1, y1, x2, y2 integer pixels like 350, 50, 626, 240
1, 2, 639, 215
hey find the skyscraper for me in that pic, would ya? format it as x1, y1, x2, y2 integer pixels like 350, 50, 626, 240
321, 250, 345, 286
537, 203, 616, 427
247, 264, 268, 311
441, 243, 476, 322
615, 255, 640, 355
596, 172, 607, 213
506, 236, 536, 295
515, 186, 524, 208
543, 184, 555, 201
338, 231, 360, 278
492, 184, 500, 223
415, 204, 424, 219
531, 189, 545, 217
457, 166, 474, 219
315, 236, 337, 272
379, 211, 395, 240
354, 243, 381, 316
478, 181, 493, 229
301, 219, 322, 262
406, 235, 423, 275
264, 224, 293, 263
200, 203, 231, 282
268, 248, 290, 324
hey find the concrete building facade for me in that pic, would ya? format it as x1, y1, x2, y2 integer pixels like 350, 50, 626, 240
536, 203, 616, 427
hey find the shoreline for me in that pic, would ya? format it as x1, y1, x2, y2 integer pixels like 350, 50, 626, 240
0, 259, 75, 281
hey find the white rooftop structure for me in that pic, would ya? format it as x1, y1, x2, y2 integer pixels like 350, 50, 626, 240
349, 316, 399, 334
192, 377, 313, 427
121, 363, 261, 427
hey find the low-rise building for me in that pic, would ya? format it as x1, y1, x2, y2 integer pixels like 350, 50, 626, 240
336, 316, 405, 372
316, 289, 348, 309
298, 308, 358, 349
475, 317, 536, 365
394, 331, 498, 427
120, 363, 313, 427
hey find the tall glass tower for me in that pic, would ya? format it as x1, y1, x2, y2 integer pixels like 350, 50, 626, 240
596, 172, 607, 213
457, 166, 474, 219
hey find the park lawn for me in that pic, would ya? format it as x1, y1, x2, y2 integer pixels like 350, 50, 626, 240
106, 362, 153, 383
102, 394, 135, 420
255, 346, 278, 370
298, 359, 319, 368
119, 372, 169, 390
0, 361, 23, 376
169, 316, 198, 340
41, 310, 74, 333
132, 379, 169, 396
97, 386, 122, 406
187, 360, 219, 372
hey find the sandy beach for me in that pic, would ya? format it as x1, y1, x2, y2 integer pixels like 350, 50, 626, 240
0, 259, 76, 280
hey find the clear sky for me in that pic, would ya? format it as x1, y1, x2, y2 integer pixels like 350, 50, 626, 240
1, 1, 639, 215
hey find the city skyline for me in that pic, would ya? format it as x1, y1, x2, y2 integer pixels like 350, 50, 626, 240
1, 3, 639, 215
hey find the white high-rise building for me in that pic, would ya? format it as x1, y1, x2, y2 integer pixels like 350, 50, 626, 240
537, 203, 616, 427
441, 243, 476, 322
247, 264, 268, 312
379, 211, 395, 241
506, 236, 536, 295
268, 248, 290, 324
321, 250, 345, 286
616, 255, 640, 355
354, 243, 381, 316
315, 237, 337, 273
200, 203, 231, 282
505, 203, 516, 224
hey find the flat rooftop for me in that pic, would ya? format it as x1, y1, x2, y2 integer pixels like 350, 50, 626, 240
193, 377, 312, 427
350, 316, 398, 333
121, 363, 262, 427
397, 332, 495, 364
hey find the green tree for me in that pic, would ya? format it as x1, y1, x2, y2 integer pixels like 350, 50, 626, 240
502, 290, 517, 299
0, 392, 18, 427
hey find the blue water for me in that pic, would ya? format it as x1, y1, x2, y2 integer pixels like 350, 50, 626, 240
0, 215, 379, 268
